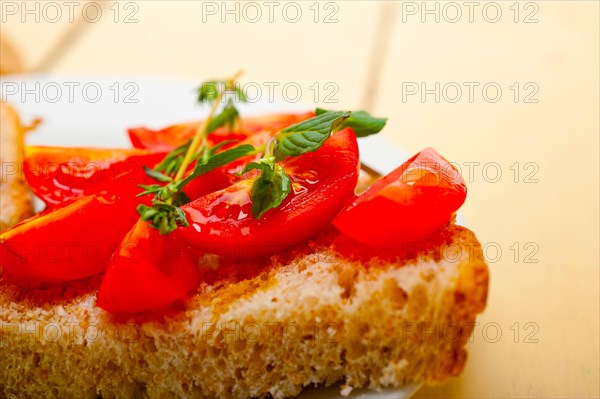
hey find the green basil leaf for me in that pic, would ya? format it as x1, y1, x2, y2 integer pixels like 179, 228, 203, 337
240, 159, 267, 175
246, 160, 291, 219
276, 111, 350, 156
316, 108, 387, 137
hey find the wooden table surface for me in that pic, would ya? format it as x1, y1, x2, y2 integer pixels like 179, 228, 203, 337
1, 1, 598, 398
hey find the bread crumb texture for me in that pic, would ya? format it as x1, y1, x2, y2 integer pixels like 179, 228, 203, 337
0, 224, 488, 399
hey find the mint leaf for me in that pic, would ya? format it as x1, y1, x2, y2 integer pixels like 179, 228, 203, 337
242, 158, 291, 219
316, 108, 387, 137
276, 111, 350, 156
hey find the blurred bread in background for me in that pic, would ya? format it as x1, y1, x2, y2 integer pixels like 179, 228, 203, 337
0, 34, 24, 75
0, 101, 34, 230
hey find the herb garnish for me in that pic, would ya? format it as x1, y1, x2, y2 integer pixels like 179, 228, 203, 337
243, 109, 387, 219
137, 72, 387, 232
137, 71, 254, 234
316, 108, 387, 138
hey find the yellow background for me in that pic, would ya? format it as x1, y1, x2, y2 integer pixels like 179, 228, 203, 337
1, 1, 599, 397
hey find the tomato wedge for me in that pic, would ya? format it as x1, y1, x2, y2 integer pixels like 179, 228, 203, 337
24, 146, 165, 206
176, 128, 360, 259
128, 123, 248, 152
0, 192, 141, 282
333, 147, 466, 247
97, 129, 358, 313
97, 220, 202, 313
96, 129, 299, 313
182, 129, 276, 199
128, 112, 314, 151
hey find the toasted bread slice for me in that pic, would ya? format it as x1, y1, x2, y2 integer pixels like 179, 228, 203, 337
0, 101, 33, 230
0, 222, 488, 399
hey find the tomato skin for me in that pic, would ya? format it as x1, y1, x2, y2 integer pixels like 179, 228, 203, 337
95, 128, 298, 313
128, 124, 248, 152
176, 129, 360, 260
128, 112, 315, 151
97, 220, 202, 314
333, 147, 466, 247
182, 129, 275, 199
28, 114, 313, 207
0, 192, 141, 282
24, 147, 165, 206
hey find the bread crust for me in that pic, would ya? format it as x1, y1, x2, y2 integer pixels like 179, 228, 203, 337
0, 223, 488, 399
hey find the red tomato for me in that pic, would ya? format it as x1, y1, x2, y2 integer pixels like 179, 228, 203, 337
0, 192, 141, 282
128, 123, 248, 152
24, 146, 165, 206
176, 128, 360, 259
333, 147, 466, 247
97, 129, 358, 314
182, 129, 276, 199
97, 220, 202, 313
128, 112, 315, 151
96, 128, 298, 313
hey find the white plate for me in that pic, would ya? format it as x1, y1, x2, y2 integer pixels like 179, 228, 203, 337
0, 74, 406, 175
295, 383, 422, 399
0, 74, 421, 398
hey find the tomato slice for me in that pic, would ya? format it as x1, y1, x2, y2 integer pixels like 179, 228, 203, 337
96, 129, 297, 313
0, 192, 141, 282
97, 129, 358, 313
176, 128, 360, 259
24, 146, 165, 206
333, 147, 467, 247
128, 112, 315, 151
23, 134, 265, 209
182, 129, 276, 200
97, 220, 202, 313
128, 123, 248, 152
